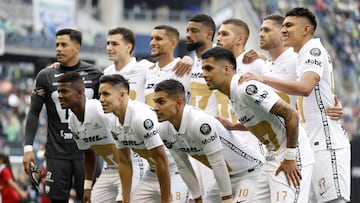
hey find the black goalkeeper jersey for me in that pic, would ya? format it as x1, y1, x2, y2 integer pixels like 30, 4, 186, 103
25, 61, 102, 160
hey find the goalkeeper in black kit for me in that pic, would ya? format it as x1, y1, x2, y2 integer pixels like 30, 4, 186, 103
22, 28, 102, 203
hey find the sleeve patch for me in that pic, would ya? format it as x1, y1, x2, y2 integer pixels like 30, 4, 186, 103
143, 119, 154, 130
200, 123, 211, 135
245, 84, 258, 95
310, 48, 321, 56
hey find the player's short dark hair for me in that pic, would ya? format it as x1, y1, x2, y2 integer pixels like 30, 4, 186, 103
285, 7, 317, 33
263, 14, 285, 26
222, 18, 249, 44
200, 46, 237, 71
56, 28, 82, 45
189, 14, 216, 41
154, 25, 180, 41
99, 74, 129, 94
58, 71, 84, 90
108, 27, 136, 53
155, 79, 185, 101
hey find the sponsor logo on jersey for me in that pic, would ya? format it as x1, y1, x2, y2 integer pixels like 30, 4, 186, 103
191, 72, 203, 78
92, 122, 102, 130
199, 123, 211, 135
143, 119, 154, 130
146, 83, 155, 89
84, 80, 93, 84
309, 48, 321, 56
78, 71, 89, 76
120, 140, 144, 146
54, 73, 64, 78
144, 130, 158, 139
245, 84, 258, 95
265, 154, 275, 161
83, 135, 108, 143
111, 131, 119, 140
163, 140, 176, 149
179, 147, 201, 153
254, 90, 269, 105
238, 115, 254, 124
305, 58, 322, 67
201, 133, 218, 144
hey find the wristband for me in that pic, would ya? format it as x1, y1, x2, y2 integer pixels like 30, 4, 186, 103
222, 199, 232, 203
84, 179, 93, 190
284, 148, 297, 160
24, 145, 33, 153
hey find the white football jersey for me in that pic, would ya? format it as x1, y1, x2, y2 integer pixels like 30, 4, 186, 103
158, 105, 264, 175
103, 57, 147, 102
69, 99, 118, 167
296, 38, 350, 151
144, 58, 191, 107
109, 100, 164, 167
236, 50, 265, 75
230, 75, 314, 169
262, 48, 297, 107
191, 55, 237, 122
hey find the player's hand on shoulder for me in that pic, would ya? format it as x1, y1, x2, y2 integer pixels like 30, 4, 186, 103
173, 55, 193, 77
242, 50, 267, 64
47, 62, 60, 69
325, 95, 343, 121
239, 72, 264, 85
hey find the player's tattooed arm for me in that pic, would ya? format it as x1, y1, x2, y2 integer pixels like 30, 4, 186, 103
270, 100, 299, 148
271, 99, 302, 188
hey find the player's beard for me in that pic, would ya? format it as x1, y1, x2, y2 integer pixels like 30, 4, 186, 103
186, 41, 205, 51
